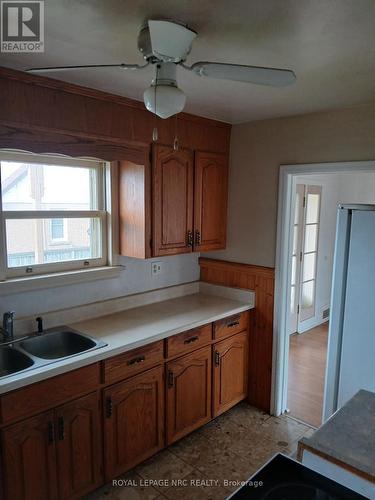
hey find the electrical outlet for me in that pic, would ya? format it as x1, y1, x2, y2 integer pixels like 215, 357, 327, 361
151, 261, 163, 276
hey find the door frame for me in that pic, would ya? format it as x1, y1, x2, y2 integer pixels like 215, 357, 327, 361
272, 160, 375, 418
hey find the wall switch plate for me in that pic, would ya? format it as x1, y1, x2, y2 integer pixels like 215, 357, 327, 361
151, 261, 163, 276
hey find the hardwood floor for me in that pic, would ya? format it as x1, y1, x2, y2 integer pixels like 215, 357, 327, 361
287, 323, 329, 428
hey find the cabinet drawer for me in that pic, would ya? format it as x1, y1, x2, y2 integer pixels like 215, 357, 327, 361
0, 363, 100, 425
103, 340, 164, 384
166, 324, 212, 359
213, 311, 249, 340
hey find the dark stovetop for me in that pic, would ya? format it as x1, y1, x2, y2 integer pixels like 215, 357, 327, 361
228, 454, 367, 500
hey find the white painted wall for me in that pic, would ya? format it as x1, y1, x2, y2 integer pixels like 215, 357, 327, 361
0, 253, 200, 320
291, 171, 375, 333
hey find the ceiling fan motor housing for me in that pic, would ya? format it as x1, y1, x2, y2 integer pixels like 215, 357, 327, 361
137, 20, 197, 63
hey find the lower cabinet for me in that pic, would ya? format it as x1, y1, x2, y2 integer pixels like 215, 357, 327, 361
213, 330, 249, 417
103, 365, 164, 480
55, 392, 103, 499
1, 392, 102, 500
166, 345, 212, 444
1, 410, 58, 500
0, 314, 250, 499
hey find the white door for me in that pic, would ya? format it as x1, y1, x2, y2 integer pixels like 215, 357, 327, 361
337, 210, 375, 407
298, 185, 322, 327
290, 184, 305, 334
290, 184, 322, 333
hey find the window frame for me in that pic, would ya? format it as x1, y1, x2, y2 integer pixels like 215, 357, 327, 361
0, 150, 108, 280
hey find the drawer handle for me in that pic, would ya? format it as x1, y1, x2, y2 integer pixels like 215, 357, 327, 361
127, 355, 146, 366
227, 320, 240, 328
184, 335, 199, 345
214, 350, 220, 366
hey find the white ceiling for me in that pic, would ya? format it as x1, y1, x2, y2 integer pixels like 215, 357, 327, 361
2, 0, 375, 124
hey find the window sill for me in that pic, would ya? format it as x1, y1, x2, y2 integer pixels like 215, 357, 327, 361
0, 266, 123, 296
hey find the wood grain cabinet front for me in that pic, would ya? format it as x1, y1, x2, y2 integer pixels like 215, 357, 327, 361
213, 311, 249, 340
194, 151, 228, 252
153, 144, 194, 256
118, 147, 229, 258
213, 330, 249, 417
1, 410, 58, 500
166, 345, 212, 445
55, 392, 103, 500
166, 324, 212, 359
103, 365, 164, 480
1, 392, 102, 500
103, 340, 164, 384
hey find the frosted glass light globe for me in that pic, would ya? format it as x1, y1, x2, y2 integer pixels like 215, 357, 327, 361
143, 84, 186, 119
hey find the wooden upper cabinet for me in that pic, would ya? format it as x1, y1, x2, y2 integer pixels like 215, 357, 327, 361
55, 393, 102, 500
103, 365, 164, 480
166, 345, 211, 444
194, 151, 228, 251
117, 146, 228, 258
213, 331, 249, 417
153, 145, 194, 256
1, 411, 58, 500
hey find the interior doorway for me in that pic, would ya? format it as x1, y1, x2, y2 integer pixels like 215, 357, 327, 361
274, 162, 375, 428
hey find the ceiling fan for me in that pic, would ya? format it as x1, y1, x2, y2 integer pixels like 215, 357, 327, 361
27, 19, 296, 119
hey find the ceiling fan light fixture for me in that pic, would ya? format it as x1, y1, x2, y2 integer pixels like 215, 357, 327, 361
143, 82, 186, 119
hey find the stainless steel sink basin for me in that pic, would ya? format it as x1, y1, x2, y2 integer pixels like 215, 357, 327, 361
0, 346, 34, 377
19, 330, 104, 360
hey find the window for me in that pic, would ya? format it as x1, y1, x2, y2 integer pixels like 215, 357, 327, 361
0, 151, 107, 278
50, 218, 66, 241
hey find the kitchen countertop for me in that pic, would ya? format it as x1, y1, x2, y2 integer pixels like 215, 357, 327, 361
0, 291, 253, 394
299, 389, 375, 481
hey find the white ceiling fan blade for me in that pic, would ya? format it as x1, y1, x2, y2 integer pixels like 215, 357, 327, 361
27, 63, 148, 74
148, 20, 196, 62
187, 62, 296, 87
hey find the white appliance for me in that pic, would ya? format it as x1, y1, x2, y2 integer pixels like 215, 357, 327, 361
324, 204, 375, 420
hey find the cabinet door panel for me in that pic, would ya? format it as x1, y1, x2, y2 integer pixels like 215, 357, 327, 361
56, 392, 102, 500
166, 346, 211, 444
194, 151, 228, 251
1, 411, 58, 500
104, 365, 164, 480
213, 331, 248, 417
153, 145, 194, 256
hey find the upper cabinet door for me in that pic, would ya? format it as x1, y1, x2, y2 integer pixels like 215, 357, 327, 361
153, 145, 194, 256
194, 151, 228, 251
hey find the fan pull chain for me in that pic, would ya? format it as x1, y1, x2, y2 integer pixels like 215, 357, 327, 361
173, 113, 179, 151
152, 65, 159, 142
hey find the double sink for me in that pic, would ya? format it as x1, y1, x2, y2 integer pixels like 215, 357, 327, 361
0, 328, 107, 379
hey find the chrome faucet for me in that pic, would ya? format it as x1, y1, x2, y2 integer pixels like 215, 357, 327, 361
1, 311, 15, 342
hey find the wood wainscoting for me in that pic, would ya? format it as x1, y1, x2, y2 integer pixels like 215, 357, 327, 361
199, 258, 275, 413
